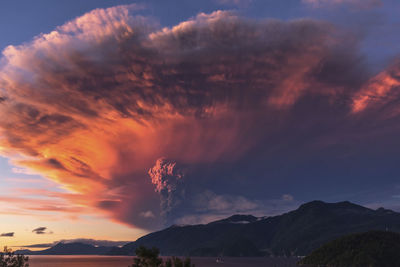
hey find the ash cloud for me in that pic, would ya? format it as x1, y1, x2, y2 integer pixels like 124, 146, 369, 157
0, 5, 398, 229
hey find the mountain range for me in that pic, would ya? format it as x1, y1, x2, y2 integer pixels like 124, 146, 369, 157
17, 200, 400, 256
16, 242, 113, 255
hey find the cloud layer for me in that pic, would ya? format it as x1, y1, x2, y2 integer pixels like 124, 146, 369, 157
0, 5, 399, 229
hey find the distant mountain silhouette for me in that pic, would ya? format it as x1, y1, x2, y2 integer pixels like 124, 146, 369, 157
299, 231, 400, 267
109, 201, 400, 256
17, 201, 400, 256
16, 242, 113, 255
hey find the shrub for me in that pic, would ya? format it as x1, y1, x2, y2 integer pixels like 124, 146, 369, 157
0, 247, 29, 267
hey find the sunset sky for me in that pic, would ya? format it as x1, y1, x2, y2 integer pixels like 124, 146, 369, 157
1, 0, 400, 249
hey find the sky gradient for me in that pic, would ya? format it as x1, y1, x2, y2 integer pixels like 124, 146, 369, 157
0, 0, 400, 249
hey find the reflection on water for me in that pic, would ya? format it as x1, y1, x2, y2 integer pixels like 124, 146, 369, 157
29, 255, 300, 267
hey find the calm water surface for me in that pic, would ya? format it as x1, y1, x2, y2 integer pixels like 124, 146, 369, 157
29, 255, 300, 267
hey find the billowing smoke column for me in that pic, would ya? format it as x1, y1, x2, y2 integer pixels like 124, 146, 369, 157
148, 158, 185, 218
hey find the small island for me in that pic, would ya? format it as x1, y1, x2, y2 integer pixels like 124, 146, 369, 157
299, 231, 400, 267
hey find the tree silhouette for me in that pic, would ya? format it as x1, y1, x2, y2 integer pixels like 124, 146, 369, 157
131, 246, 162, 267
0, 247, 29, 267
131, 246, 194, 267
164, 257, 194, 267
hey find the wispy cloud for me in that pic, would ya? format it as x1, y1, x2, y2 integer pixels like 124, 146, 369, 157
0, 191, 91, 219
176, 193, 300, 225
215, 0, 253, 7
302, 0, 383, 9
0, 232, 14, 237
282, 194, 294, 201
32, 227, 53, 235
139, 211, 156, 219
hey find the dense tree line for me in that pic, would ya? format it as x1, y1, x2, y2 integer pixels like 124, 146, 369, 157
299, 231, 400, 267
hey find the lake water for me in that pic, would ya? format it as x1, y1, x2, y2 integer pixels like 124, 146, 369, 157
28, 255, 300, 267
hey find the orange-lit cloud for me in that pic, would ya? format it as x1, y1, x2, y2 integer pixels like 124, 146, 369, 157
352, 60, 400, 115
0, 5, 393, 228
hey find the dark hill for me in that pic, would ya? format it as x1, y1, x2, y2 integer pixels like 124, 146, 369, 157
299, 231, 400, 267
109, 201, 400, 256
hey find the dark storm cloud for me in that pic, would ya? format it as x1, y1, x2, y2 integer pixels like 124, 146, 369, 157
0, 4, 398, 229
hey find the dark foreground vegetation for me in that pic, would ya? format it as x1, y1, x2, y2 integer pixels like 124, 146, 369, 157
299, 231, 400, 267
0, 247, 29, 267
131, 246, 194, 267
